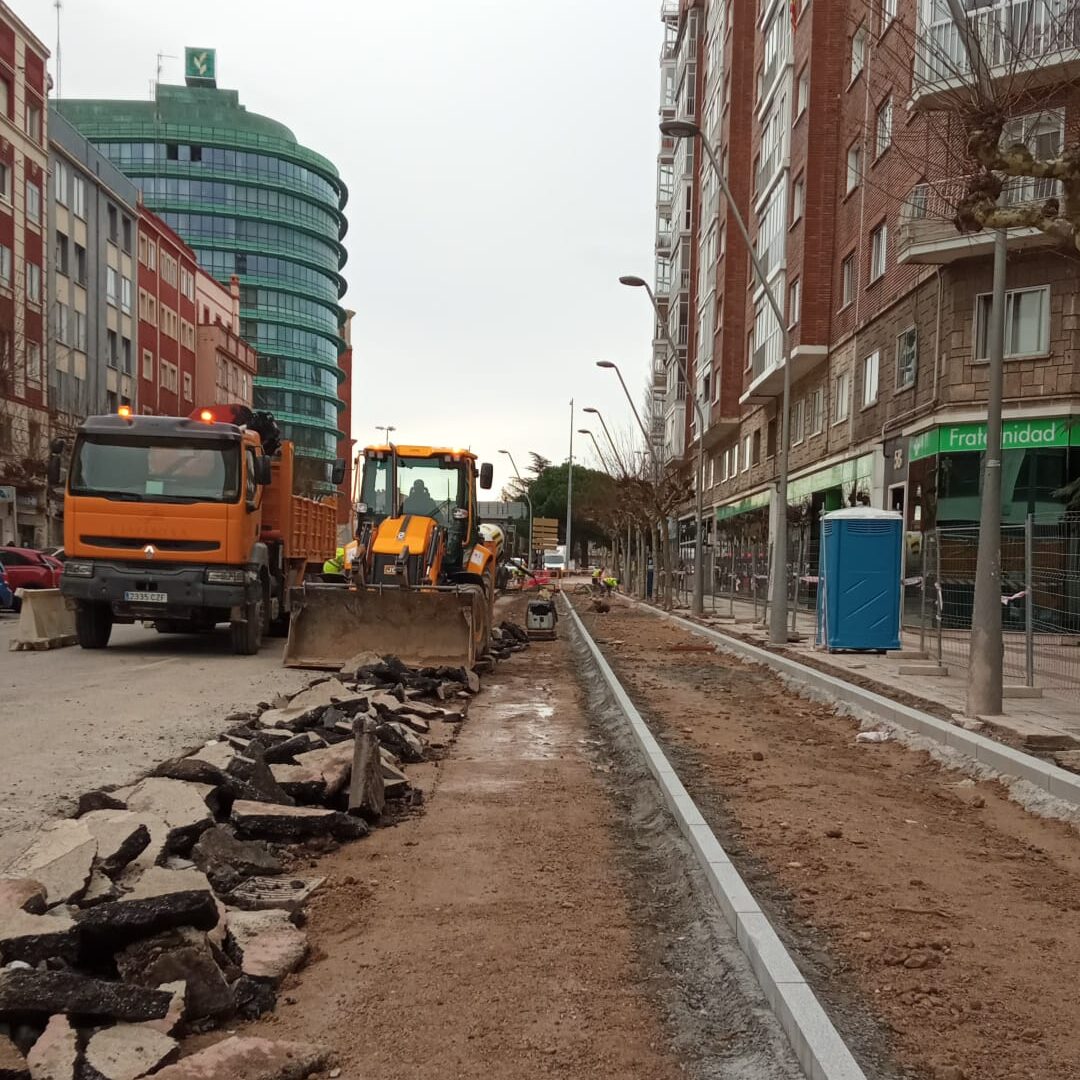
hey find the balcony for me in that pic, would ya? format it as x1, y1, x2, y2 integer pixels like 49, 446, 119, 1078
913, 0, 1080, 109
739, 345, 828, 405
897, 175, 1061, 265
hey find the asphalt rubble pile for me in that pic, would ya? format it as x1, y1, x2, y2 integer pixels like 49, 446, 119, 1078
0, 621, 530, 1080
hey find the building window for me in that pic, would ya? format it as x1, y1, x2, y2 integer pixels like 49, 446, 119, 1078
107, 205, 118, 243
752, 429, 762, 466
792, 175, 804, 223
788, 278, 801, 326
851, 24, 867, 82
183, 372, 193, 401
0, 77, 8, 119
742, 433, 752, 472
766, 417, 777, 459
809, 388, 824, 434
795, 67, 809, 119
834, 371, 850, 422
0, 162, 9, 203
841, 253, 856, 307
106, 267, 118, 306
862, 350, 880, 406
25, 181, 41, 224
73, 177, 86, 219
896, 326, 917, 388
122, 337, 132, 374
74, 243, 87, 285
881, 0, 897, 28
56, 302, 69, 344
869, 221, 887, 281
25, 262, 41, 303
975, 286, 1050, 360
25, 102, 42, 142
875, 97, 893, 156
846, 142, 861, 194
54, 160, 69, 205
143, 349, 154, 380
107, 330, 119, 368
0, 244, 11, 287
55, 232, 69, 277
122, 217, 133, 254
121, 278, 132, 314
791, 398, 805, 444
75, 310, 87, 352
26, 342, 41, 384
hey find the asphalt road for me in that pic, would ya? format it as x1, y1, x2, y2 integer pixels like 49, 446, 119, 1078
0, 613, 310, 867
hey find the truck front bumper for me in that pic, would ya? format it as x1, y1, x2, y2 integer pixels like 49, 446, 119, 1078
61, 561, 259, 620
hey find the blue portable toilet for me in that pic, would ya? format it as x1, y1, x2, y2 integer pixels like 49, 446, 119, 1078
816, 507, 903, 652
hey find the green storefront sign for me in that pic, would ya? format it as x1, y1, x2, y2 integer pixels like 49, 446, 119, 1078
715, 490, 770, 522
909, 417, 1079, 462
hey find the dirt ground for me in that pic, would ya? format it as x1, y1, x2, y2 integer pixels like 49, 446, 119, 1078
246, 613, 685, 1079
576, 597, 1080, 1080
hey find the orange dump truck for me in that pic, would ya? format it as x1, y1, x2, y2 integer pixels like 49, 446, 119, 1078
54, 405, 338, 654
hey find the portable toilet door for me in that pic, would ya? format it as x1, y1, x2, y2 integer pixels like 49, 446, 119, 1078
816, 507, 903, 652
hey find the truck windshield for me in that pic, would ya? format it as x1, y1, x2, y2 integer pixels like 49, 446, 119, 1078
70, 435, 241, 504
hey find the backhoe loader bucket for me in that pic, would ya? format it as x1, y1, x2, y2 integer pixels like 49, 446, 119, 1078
282, 583, 484, 671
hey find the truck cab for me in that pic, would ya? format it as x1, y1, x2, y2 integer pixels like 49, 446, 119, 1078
57, 407, 337, 654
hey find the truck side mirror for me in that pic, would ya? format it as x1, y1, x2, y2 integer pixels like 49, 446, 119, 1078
479, 462, 493, 490
255, 456, 273, 485
330, 458, 346, 486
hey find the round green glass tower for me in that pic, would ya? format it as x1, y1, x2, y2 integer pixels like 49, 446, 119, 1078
58, 82, 348, 488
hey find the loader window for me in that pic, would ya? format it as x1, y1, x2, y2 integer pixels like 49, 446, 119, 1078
396, 457, 464, 527
70, 435, 241, 504
359, 456, 391, 518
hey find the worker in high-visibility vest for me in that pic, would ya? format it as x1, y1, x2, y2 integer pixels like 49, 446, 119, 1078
323, 547, 346, 577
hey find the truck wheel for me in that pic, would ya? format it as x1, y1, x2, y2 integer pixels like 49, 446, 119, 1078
230, 595, 265, 655
75, 602, 113, 649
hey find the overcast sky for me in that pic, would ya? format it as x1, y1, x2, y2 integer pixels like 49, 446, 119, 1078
19, 0, 662, 493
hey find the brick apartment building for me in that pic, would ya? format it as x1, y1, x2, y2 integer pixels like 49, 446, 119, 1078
136, 206, 255, 416
0, 2, 48, 545
652, 0, 1080, 585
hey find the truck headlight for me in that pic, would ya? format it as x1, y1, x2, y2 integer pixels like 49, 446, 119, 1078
64, 561, 95, 578
205, 568, 246, 585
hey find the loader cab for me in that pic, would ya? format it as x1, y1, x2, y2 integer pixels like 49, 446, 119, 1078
357, 445, 492, 573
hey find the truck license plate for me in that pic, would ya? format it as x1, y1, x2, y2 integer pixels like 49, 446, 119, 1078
124, 590, 167, 603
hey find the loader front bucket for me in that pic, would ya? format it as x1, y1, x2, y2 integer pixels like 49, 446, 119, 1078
282, 583, 483, 671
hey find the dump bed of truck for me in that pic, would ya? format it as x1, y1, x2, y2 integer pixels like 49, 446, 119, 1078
260, 442, 337, 564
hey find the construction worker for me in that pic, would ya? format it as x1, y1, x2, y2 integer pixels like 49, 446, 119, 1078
323, 546, 346, 577
602, 573, 618, 596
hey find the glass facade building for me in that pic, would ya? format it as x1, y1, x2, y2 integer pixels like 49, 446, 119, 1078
58, 85, 348, 486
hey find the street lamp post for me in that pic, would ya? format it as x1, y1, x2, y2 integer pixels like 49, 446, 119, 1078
582, 407, 628, 474
375, 425, 396, 442
618, 277, 707, 617
578, 428, 614, 474
596, 360, 654, 453
658, 119, 792, 644
499, 450, 533, 565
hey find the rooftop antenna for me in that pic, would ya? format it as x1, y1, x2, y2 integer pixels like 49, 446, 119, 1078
53, 0, 61, 100
152, 51, 177, 98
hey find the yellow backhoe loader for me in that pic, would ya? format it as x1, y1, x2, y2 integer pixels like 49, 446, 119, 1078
283, 443, 499, 670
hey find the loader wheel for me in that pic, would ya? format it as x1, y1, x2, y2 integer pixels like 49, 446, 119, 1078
230, 593, 266, 655
75, 602, 113, 649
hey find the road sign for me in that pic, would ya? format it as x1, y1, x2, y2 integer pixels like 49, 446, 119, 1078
533, 517, 560, 551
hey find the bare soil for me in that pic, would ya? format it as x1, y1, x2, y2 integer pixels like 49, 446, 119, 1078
247, 614, 685, 1079
577, 598, 1080, 1080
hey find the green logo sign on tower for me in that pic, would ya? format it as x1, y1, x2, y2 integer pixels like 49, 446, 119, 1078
184, 48, 216, 87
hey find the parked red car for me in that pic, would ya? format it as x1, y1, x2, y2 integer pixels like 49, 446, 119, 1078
0, 547, 62, 590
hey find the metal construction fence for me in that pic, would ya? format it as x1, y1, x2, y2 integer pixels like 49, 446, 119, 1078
658, 513, 1080, 688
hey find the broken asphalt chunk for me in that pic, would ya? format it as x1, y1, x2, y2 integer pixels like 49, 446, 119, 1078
0, 880, 46, 918
150, 1034, 328, 1080
0, 970, 171, 1023
348, 720, 384, 822
83, 1023, 179, 1080
25, 1013, 77, 1080
0, 909, 78, 967
120, 780, 215, 854
225, 909, 307, 985
231, 801, 368, 843
0, 1033, 29, 1080
375, 722, 424, 764
190, 827, 282, 895
4, 822, 96, 908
